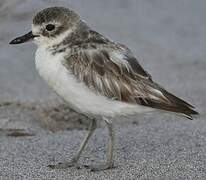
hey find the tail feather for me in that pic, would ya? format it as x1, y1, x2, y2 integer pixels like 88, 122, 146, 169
161, 89, 195, 109
161, 89, 198, 118
139, 98, 198, 119
137, 85, 199, 119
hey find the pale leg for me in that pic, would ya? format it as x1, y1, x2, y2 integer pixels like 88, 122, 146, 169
85, 117, 115, 171
48, 118, 96, 169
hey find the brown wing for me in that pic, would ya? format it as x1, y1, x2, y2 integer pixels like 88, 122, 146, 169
63, 45, 198, 119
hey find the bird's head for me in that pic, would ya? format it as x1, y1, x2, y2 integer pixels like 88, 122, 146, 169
10, 7, 80, 47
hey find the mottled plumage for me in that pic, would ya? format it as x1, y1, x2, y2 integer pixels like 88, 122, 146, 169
52, 21, 197, 119
10, 7, 198, 171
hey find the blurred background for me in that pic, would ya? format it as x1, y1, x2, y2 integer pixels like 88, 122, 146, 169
0, 0, 206, 179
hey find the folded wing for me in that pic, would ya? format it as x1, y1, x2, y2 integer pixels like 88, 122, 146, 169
64, 43, 198, 119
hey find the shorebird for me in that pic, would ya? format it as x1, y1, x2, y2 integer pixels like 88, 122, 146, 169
10, 7, 198, 171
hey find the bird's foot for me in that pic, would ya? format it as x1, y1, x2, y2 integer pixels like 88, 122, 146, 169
48, 158, 79, 169
84, 163, 115, 171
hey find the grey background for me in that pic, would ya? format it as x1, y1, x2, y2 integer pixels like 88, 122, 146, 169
0, 0, 205, 179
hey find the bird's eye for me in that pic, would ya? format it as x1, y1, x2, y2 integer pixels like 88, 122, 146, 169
46, 24, 55, 31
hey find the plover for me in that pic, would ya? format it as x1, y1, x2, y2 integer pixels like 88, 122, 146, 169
10, 7, 198, 171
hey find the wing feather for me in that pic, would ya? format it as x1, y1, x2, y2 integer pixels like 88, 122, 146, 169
64, 44, 198, 118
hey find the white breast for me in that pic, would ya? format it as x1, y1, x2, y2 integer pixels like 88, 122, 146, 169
35, 47, 152, 118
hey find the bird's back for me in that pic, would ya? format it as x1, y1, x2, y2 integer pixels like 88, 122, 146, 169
59, 27, 198, 119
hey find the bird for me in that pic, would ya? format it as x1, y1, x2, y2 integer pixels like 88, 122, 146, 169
10, 7, 198, 171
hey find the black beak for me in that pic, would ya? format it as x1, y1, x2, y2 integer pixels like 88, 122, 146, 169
9, 31, 36, 45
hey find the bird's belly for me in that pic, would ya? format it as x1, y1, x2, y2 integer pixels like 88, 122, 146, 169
35, 48, 151, 117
